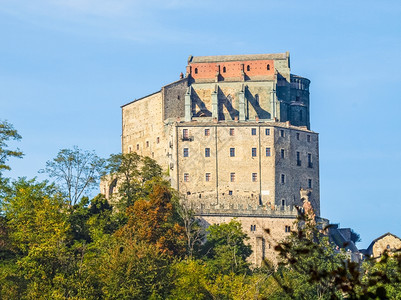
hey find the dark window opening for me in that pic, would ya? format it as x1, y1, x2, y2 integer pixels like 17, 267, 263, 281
308, 153, 313, 168
251, 128, 257, 135
205, 148, 210, 157
296, 132, 300, 140
252, 148, 257, 157
230, 148, 235, 157
228, 190, 233, 195
223, 66, 226, 73
267, 64, 270, 70
281, 149, 285, 159
194, 68, 198, 74
247, 65, 250, 71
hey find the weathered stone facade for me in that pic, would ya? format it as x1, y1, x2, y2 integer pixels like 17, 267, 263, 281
109, 52, 321, 264
366, 233, 401, 258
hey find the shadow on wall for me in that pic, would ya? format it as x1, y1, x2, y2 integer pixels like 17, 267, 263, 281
245, 88, 270, 120
191, 89, 212, 117
218, 87, 239, 120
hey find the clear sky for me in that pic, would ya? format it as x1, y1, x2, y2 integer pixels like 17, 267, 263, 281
1, 0, 400, 248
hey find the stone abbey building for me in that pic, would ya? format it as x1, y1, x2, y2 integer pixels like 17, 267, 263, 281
102, 52, 322, 264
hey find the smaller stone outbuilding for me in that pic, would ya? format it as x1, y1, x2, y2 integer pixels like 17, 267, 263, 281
362, 233, 401, 259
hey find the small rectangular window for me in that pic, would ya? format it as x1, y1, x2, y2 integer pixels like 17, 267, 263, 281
307, 135, 311, 142
228, 190, 233, 195
229, 128, 235, 136
296, 132, 300, 140
230, 172, 235, 182
183, 129, 189, 138
206, 173, 211, 182
266, 147, 271, 157
280, 130, 285, 137
183, 148, 189, 157
184, 173, 189, 182
205, 128, 210, 136
252, 147, 257, 157
157, 137, 160, 144
297, 151, 301, 166
308, 153, 312, 168
230, 148, 235, 157
265, 128, 270, 135
281, 174, 285, 184
137, 144, 139, 150
281, 149, 285, 159
252, 173, 257, 182
146, 141, 149, 148
251, 128, 257, 135
308, 179, 312, 188
205, 148, 210, 157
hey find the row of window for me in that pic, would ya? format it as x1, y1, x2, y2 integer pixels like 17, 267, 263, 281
183, 147, 312, 165
183, 172, 313, 187
250, 225, 292, 233
183, 128, 311, 141
193, 64, 271, 75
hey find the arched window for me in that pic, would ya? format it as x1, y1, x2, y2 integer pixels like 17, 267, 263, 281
223, 66, 226, 73
194, 68, 198, 74
267, 64, 270, 70
247, 65, 250, 71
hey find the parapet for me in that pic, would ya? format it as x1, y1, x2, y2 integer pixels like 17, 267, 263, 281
190, 202, 299, 218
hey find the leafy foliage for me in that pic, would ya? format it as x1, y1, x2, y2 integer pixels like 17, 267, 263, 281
202, 219, 252, 275
41, 146, 105, 205
0, 120, 23, 176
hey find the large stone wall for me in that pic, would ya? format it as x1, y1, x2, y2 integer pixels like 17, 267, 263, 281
163, 78, 188, 120
175, 122, 320, 215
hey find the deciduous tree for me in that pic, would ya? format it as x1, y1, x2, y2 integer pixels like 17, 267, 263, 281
41, 146, 105, 205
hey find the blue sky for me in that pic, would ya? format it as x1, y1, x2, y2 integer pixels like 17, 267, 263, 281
1, 0, 400, 248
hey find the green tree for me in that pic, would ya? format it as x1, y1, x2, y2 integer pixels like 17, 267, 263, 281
1, 178, 71, 298
202, 219, 252, 275
41, 146, 105, 205
105, 153, 163, 209
361, 251, 401, 299
0, 120, 23, 176
98, 237, 173, 299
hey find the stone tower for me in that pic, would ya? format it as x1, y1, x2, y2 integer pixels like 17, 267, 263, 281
103, 52, 320, 264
